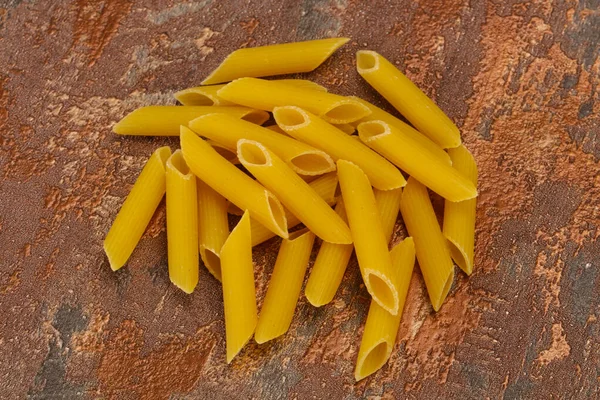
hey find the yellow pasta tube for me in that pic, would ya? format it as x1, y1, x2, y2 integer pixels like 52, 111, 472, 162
255, 229, 316, 343
356, 50, 461, 149
274, 106, 406, 191
400, 177, 454, 311
358, 120, 477, 202
189, 113, 335, 176
337, 160, 400, 315
180, 126, 288, 239
333, 123, 356, 135
350, 96, 451, 165
304, 199, 354, 307
197, 179, 229, 281
202, 38, 349, 84
220, 211, 258, 363
218, 78, 371, 124
166, 150, 199, 294
355, 237, 415, 381
113, 106, 269, 136
207, 140, 239, 165
104, 146, 171, 271
238, 140, 351, 244
443, 145, 478, 275
374, 188, 402, 245
175, 79, 327, 106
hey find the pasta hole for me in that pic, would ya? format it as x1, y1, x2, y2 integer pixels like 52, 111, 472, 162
290, 152, 334, 175
366, 274, 396, 312
238, 141, 269, 166
274, 107, 307, 128
242, 110, 269, 125
358, 121, 387, 140
168, 151, 190, 175
177, 93, 215, 106
356, 51, 378, 71
448, 240, 470, 275
324, 103, 367, 123
267, 194, 287, 235
210, 143, 238, 164
203, 249, 222, 280
358, 341, 389, 379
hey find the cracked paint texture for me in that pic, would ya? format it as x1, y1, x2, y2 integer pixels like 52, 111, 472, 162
0, 0, 599, 399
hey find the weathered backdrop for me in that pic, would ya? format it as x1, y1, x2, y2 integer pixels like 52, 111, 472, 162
0, 0, 599, 398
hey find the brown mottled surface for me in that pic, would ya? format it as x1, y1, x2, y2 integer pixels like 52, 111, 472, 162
0, 0, 599, 398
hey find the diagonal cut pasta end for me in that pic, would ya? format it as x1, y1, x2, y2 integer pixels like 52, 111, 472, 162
354, 339, 392, 381
364, 270, 399, 316
273, 106, 310, 131
432, 267, 455, 312
321, 98, 372, 125
237, 139, 273, 167
356, 50, 380, 74
200, 246, 223, 282
288, 150, 336, 176
174, 87, 220, 106
357, 120, 391, 143
447, 238, 472, 276
241, 109, 270, 125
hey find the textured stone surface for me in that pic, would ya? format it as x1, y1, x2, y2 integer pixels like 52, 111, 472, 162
1, 0, 599, 398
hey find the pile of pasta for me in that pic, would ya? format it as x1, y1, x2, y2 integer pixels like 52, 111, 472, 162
104, 38, 478, 381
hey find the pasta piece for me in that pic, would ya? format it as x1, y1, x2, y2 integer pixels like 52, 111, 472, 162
113, 106, 269, 136
220, 211, 257, 363
207, 140, 239, 164
350, 96, 451, 165
333, 123, 356, 135
175, 79, 327, 106
337, 160, 400, 315
189, 113, 335, 176
304, 199, 354, 307
180, 126, 288, 239
356, 50, 461, 148
443, 145, 478, 275
166, 150, 199, 293
197, 179, 229, 281
218, 78, 371, 124
374, 188, 402, 244
355, 237, 415, 381
264, 124, 287, 135
255, 229, 316, 343
400, 177, 454, 311
202, 38, 349, 84
274, 106, 406, 191
358, 120, 477, 202
104, 146, 171, 271
251, 171, 338, 246
238, 140, 351, 244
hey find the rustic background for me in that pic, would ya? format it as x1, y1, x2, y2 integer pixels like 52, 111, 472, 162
1, 0, 599, 398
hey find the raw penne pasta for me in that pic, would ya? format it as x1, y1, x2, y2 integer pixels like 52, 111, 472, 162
218, 78, 371, 124
207, 140, 240, 165
274, 106, 406, 191
350, 96, 451, 165
358, 121, 477, 202
113, 106, 269, 136
175, 79, 327, 106
189, 113, 335, 176
337, 160, 400, 315
264, 124, 287, 135
166, 150, 199, 294
197, 179, 229, 281
333, 123, 356, 135
374, 188, 402, 245
104, 146, 171, 271
255, 229, 316, 343
237, 140, 352, 244
180, 126, 288, 239
202, 38, 349, 84
220, 211, 258, 363
304, 199, 354, 307
356, 50, 461, 148
400, 177, 454, 311
355, 237, 415, 381
443, 145, 478, 275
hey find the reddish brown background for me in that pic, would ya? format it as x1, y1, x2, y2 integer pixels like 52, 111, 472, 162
1, 0, 599, 398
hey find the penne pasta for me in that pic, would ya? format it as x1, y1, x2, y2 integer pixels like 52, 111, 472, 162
337, 160, 400, 315
356, 50, 461, 149
304, 199, 354, 307
333, 123, 356, 135
166, 150, 199, 294
274, 106, 406, 191
220, 212, 258, 363
197, 178, 229, 281
350, 96, 451, 165
180, 126, 288, 239
202, 38, 349, 84
207, 140, 240, 165
443, 145, 478, 275
264, 124, 287, 135
358, 120, 477, 202
218, 78, 371, 124
237, 140, 352, 244
189, 113, 335, 176
104, 146, 171, 271
175, 79, 327, 106
255, 229, 316, 343
355, 237, 415, 381
113, 106, 269, 136
374, 188, 402, 245
400, 177, 454, 311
